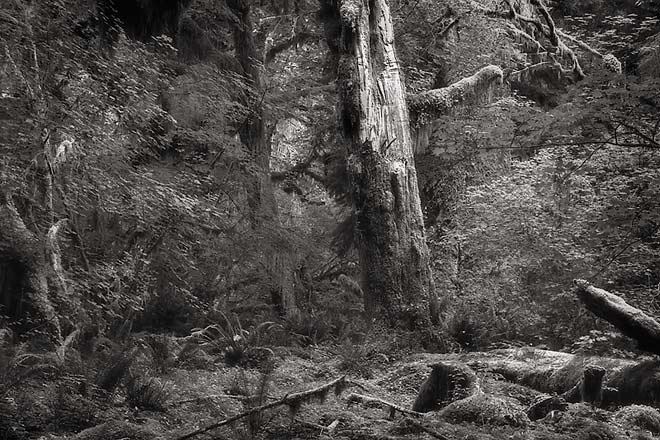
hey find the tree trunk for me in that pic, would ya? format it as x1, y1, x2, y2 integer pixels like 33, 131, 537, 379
326, 0, 438, 328
228, 0, 299, 319
0, 193, 61, 339
573, 279, 660, 356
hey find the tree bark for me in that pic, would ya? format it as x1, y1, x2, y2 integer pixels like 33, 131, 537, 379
573, 279, 660, 356
0, 193, 61, 339
228, 0, 299, 319
325, 0, 438, 328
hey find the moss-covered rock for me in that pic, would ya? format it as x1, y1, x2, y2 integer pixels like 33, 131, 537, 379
439, 393, 529, 427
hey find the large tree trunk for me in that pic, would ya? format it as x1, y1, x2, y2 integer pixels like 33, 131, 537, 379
228, 0, 299, 319
324, 0, 438, 328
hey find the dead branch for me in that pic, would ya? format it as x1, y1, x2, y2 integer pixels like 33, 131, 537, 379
402, 417, 450, 440
345, 393, 425, 418
175, 376, 347, 440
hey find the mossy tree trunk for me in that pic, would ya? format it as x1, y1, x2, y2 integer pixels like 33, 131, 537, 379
0, 193, 61, 339
227, 0, 299, 319
322, 0, 439, 328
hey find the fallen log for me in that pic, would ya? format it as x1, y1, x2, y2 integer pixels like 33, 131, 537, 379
573, 279, 660, 356
405, 350, 660, 406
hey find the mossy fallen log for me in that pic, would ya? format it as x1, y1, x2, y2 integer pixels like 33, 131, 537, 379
409, 349, 660, 408
573, 279, 660, 356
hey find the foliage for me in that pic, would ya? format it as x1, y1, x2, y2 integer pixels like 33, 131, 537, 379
125, 371, 171, 411
138, 334, 176, 375
49, 381, 99, 432
95, 346, 137, 392
189, 313, 277, 367
337, 339, 374, 379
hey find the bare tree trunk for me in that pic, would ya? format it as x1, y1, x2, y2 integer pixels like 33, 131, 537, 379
323, 0, 438, 328
228, 0, 299, 319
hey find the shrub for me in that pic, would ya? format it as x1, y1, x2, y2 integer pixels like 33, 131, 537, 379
125, 372, 171, 411
95, 347, 137, 392
337, 340, 373, 379
447, 313, 483, 352
139, 334, 175, 374
189, 313, 277, 367
0, 398, 27, 440
49, 381, 99, 432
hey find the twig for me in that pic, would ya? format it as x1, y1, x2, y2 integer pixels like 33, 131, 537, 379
170, 393, 248, 406
345, 393, 425, 418
175, 376, 347, 440
402, 417, 451, 440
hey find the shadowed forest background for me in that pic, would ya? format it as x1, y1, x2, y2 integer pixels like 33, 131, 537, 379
0, 0, 660, 439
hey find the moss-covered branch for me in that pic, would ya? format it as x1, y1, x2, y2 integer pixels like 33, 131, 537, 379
175, 376, 348, 440
346, 393, 425, 417
408, 65, 503, 123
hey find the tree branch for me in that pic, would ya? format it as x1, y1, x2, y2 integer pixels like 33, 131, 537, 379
345, 393, 425, 418
402, 417, 451, 440
175, 376, 347, 440
408, 65, 503, 122
265, 29, 315, 64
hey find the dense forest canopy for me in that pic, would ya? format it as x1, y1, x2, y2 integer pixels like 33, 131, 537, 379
0, 0, 659, 438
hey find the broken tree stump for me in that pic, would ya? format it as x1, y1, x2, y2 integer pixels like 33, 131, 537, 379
573, 279, 660, 356
412, 362, 479, 412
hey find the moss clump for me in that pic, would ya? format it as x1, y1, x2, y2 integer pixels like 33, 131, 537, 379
72, 421, 159, 440
608, 360, 660, 406
439, 394, 529, 427
614, 405, 660, 434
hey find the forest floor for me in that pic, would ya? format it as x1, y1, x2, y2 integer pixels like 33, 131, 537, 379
11, 334, 660, 440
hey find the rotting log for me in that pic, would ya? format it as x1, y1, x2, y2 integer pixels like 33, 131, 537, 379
574, 279, 660, 356
406, 350, 660, 406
